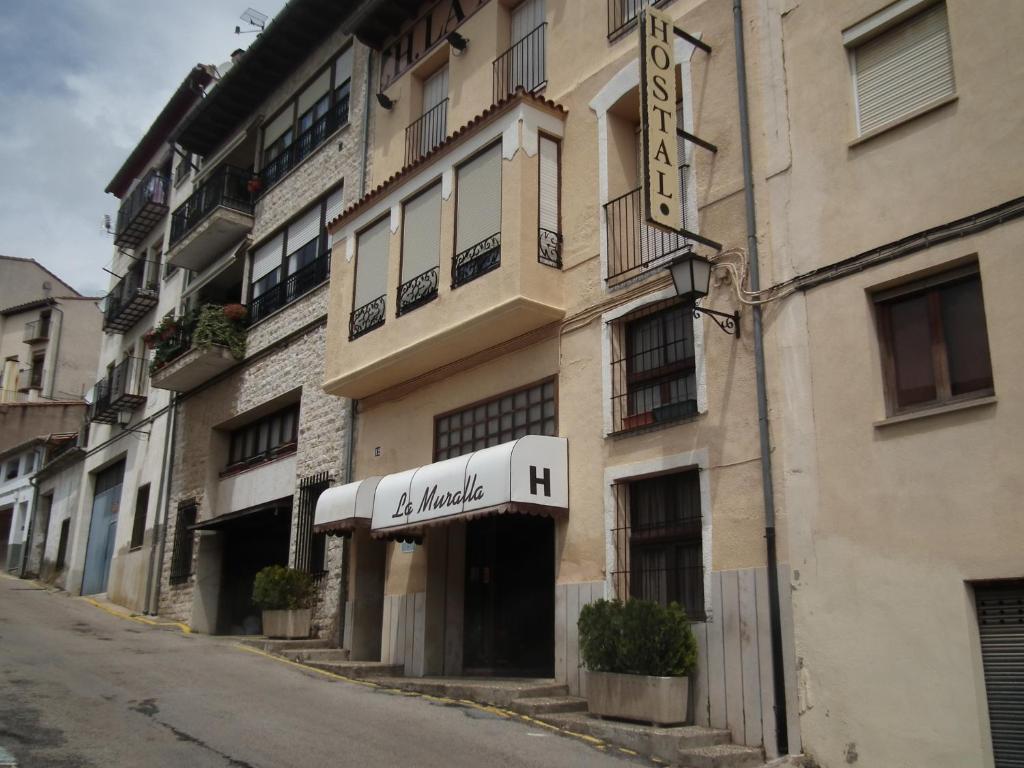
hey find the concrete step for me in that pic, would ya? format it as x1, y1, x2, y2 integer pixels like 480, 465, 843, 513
371, 677, 569, 708
677, 744, 765, 768
279, 648, 351, 663
237, 637, 331, 653
509, 696, 587, 716
303, 661, 405, 679
537, 713, 732, 764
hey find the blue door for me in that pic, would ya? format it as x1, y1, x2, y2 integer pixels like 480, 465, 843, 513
81, 461, 124, 595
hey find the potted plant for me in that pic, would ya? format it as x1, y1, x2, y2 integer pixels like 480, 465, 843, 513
578, 598, 697, 726
192, 303, 247, 360
252, 565, 314, 639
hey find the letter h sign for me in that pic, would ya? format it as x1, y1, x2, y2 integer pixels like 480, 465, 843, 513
529, 466, 551, 497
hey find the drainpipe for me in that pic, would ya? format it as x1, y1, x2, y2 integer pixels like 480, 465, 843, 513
20, 455, 42, 577
145, 394, 177, 614
148, 394, 178, 615
45, 302, 64, 400
733, 0, 789, 754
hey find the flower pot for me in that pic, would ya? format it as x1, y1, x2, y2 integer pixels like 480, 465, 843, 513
261, 608, 312, 639
585, 670, 689, 726
621, 411, 654, 431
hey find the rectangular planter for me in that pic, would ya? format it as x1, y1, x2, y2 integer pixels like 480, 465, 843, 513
585, 670, 689, 726
261, 608, 312, 639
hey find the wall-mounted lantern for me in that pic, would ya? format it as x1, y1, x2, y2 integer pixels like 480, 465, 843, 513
667, 252, 740, 338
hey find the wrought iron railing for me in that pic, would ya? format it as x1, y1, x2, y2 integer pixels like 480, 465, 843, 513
452, 233, 501, 288
397, 266, 439, 316
259, 96, 350, 190
23, 318, 50, 343
607, 0, 673, 40
150, 322, 194, 373
493, 24, 547, 102
404, 98, 448, 166
349, 295, 386, 340
89, 357, 147, 423
604, 164, 690, 284
249, 252, 331, 324
538, 228, 562, 268
169, 164, 253, 246
104, 268, 158, 329
114, 168, 169, 248
294, 473, 330, 573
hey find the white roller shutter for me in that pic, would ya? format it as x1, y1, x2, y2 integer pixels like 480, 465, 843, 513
511, 0, 544, 43
263, 109, 294, 148
325, 187, 345, 247
539, 136, 559, 233
976, 582, 1024, 767
298, 69, 331, 116
335, 47, 354, 85
853, 3, 955, 134
354, 217, 390, 308
402, 183, 442, 280
287, 206, 321, 254
456, 143, 502, 253
251, 233, 283, 295
423, 66, 449, 112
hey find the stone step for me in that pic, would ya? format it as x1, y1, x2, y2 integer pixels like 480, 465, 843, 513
237, 637, 331, 653
509, 696, 588, 716
371, 677, 569, 708
280, 648, 351, 663
537, 713, 732, 764
676, 744, 765, 768
303, 661, 406, 679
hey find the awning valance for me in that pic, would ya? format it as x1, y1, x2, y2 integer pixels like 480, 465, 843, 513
313, 477, 382, 535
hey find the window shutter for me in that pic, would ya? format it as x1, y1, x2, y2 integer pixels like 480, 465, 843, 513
423, 66, 449, 112
854, 4, 955, 134
539, 136, 559, 233
402, 183, 442, 280
251, 233, 283, 285
287, 207, 321, 254
456, 143, 502, 253
335, 47, 354, 85
298, 69, 331, 116
354, 218, 390, 308
511, 0, 544, 43
325, 187, 345, 247
263, 109, 293, 148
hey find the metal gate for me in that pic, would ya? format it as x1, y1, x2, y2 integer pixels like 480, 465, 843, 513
977, 581, 1024, 767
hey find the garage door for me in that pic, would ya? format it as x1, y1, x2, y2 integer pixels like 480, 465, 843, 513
977, 581, 1024, 767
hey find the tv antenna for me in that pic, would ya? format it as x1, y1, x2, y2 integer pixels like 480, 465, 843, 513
102, 214, 113, 235
236, 8, 267, 35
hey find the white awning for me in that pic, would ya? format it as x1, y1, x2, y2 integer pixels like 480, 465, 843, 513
313, 477, 381, 535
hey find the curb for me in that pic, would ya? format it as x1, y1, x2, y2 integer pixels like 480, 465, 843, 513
80, 596, 192, 635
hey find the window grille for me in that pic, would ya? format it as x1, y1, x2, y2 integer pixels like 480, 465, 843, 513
294, 472, 331, 575
169, 500, 197, 585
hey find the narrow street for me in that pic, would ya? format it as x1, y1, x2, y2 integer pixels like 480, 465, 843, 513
0, 576, 642, 768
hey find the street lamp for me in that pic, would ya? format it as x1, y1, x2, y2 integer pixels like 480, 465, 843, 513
666, 251, 740, 338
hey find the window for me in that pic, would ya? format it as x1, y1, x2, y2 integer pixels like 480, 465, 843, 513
30, 352, 45, 389
5, 459, 18, 480
130, 484, 150, 550
613, 470, 704, 620
493, 0, 546, 99
607, 0, 671, 40
294, 472, 330, 575
226, 404, 299, 472
846, 2, 955, 136
55, 518, 70, 571
349, 216, 390, 339
399, 182, 442, 315
875, 264, 993, 415
406, 65, 449, 164
611, 299, 697, 433
538, 135, 561, 267
169, 500, 197, 585
453, 143, 502, 287
434, 378, 556, 461
174, 151, 192, 185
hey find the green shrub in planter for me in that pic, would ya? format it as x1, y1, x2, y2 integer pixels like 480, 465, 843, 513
251, 565, 314, 611
578, 598, 697, 677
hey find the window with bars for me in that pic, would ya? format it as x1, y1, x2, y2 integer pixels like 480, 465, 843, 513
612, 470, 704, 620
169, 500, 197, 585
874, 264, 993, 415
55, 518, 70, 571
225, 404, 299, 472
434, 378, 557, 461
294, 472, 330, 575
129, 484, 150, 550
611, 299, 697, 433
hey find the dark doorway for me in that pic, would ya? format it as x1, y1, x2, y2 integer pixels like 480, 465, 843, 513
217, 503, 292, 635
464, 514, 554, 676
0, 507, 12, 571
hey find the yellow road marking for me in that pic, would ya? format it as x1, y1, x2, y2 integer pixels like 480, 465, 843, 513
81, 597, 192, 634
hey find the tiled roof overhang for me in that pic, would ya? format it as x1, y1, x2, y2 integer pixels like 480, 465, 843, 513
105, 65, 214, 197
175, 0, 359, 158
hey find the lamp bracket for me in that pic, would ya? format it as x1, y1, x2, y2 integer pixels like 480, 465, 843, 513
693, 304, 740, 338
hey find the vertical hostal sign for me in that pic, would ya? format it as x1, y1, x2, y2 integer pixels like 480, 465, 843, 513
639, 6, 680, 233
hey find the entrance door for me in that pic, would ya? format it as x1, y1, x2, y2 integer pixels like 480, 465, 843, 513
0, 507, 12, 571
82, 461, 125, 595
977, 581, 1024, 767
218, 504, 292, 634
464, 514, 554, 676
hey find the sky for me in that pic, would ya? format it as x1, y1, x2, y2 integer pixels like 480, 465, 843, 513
0, 0, 287, 297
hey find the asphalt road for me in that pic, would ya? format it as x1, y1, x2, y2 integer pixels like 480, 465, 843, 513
0, 575, 645, 768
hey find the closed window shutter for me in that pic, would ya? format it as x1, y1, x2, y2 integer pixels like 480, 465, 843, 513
325, 187, 345, 247
423, 66, 449, 112
456, 143, 502, 253
298, 69, 331, 116
354, 218, 390, 308
539, 136, 559, 233
402, 183, 442, 280
511, 0, 544, 43
287, 207, 321, 255
251, 233, 283, 294
335, 47, 354, 85
263, 109, 293, 149
854, 4, 955, 134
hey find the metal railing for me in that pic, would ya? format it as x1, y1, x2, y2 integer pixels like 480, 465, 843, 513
150, 322, 195, 373
607, 0, 673, 40
114, 168, 169, 247
604, 164, 690, 284
397, 266, 439, 316
89, 357, 147, 423
23, 318, 50, 343
104, 267, 158, 331
349, 295, 386, 340
259, 95, 350, 190
452, 233, 501, 288
169, 165, 253, 246
493, 23, 547, 102
404, 98, 448, 166
538, 228, 562, 268
249, 252, 330, 324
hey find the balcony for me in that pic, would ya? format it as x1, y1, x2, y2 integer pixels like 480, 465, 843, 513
167, 165, 253, 272
604, 164, 691, 286
607, 0, 673, 40
102, 269, 159, 334
259, 95, 350, 191
16, 368, 42, 393
23, 318, 50, 344
493, 24, 547, 102
88, 358, 147, 424
113, 169, 169, 249
404, 99, 448, 167
149, 305, 246, 393
249, 252, 330, 325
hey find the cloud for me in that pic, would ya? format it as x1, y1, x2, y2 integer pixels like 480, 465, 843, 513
0, 0, 286, 295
